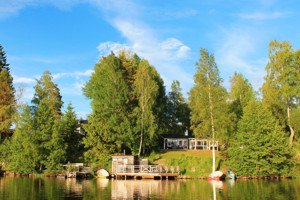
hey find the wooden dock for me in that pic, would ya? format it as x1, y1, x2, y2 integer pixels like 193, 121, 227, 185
113, 165, 179, 180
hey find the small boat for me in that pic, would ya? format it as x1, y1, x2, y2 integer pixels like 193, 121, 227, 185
208, 171, 223, 181
227, 168, 235, 179
96, 169, 110, 179
56, 173, 66, 178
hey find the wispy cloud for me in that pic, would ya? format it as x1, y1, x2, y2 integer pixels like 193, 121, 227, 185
237, 11, 290, 20
97, 42, 131, 56
93, 1, 193, 92
53, 69, 93, 79
0, 0, 81, 19
214, 27, 267, 90
98, 19, 193, 90
13, 75, 35, 84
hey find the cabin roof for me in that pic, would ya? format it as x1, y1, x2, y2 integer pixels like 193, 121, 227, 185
111, 155, 138, 157
161, 134, 194, 139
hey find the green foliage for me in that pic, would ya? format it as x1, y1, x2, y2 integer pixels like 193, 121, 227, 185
32, 70, 63, 117
0, 105, 38, 174
189, 48, 232, 142
134, 60, 159, 155
261, 40, 300, 145
229, 72, 255, 120
83, 51, 166, 164
0, 45, 15, 143
0, 44, 10, 71
83, 52, 133, 166
44, 119, 66, 170
228, 100, 296, 177
291, 106, 300, 140
62, 102, 80, 162
165, 80, 191, 135
1, 71, 67, 173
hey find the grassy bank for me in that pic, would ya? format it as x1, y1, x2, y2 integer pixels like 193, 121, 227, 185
146, 150, 228, 178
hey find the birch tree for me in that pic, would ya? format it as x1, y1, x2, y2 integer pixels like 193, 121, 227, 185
134, 60, 158, 156
261, 40, 300, 145
189, 48, 229, 172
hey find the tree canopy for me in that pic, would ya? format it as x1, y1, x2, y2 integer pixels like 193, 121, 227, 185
261, 40, 300, 145
0, 45, 15, 143
228, 100, 295, 176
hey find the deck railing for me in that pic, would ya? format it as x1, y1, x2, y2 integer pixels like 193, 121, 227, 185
116, 165, 178, 174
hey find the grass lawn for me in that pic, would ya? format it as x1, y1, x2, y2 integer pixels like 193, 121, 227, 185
146, 150, 228, 178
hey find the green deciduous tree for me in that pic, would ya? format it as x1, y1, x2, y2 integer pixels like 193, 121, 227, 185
228, 100, 295, 177
0, 45, 15, 143
134, 60, 159, 156
83, 51, 167, 167
83, 53, 132, 167
189, 48, 230, 172
261, 40, 300, 145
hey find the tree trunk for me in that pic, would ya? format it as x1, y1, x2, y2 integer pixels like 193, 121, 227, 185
207, 73, 216, 173
138, 81, 145, 157
287, 106, 295, 145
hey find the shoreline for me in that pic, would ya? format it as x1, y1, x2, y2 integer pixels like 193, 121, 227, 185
0, 171, 296, 180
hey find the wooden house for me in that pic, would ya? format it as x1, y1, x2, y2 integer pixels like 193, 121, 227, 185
161, 134, 218, 151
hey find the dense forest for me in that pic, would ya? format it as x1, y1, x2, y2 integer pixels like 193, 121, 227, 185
0, 40, 299, 176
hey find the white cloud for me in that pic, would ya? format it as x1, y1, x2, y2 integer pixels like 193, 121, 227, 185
4, 0, 193, 94
104, 18, 193, 91
53, 69, 94, 79
238, 11, 289, 20
13, 75, 35, 84
159, 38, 190, 59
214, 27, 267, 90
97, 41, 131, 56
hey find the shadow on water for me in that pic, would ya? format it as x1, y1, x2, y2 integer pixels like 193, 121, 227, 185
0, 176, 299, 199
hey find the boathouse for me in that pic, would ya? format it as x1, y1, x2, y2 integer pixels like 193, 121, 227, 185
161, 134, 218, 151
111, 155, 179, 179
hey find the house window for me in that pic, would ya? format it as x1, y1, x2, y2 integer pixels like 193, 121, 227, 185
179, 141, 182, 145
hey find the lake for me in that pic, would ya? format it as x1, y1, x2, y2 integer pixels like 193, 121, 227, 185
0, 177, 299, 199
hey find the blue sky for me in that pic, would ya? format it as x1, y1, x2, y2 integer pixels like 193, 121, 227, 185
1, 0, 300, 118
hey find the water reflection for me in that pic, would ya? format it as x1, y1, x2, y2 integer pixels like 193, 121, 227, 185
0, 177, 299, 199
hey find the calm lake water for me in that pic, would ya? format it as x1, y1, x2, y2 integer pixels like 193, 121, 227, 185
0, 177, 299, 200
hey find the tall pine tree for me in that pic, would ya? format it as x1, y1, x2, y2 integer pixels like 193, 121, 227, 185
166, 80, 190, 135
63, 102, 80, 162
32, 71, 64, 171
0, 44, 15, 143
228, 100, 295, 177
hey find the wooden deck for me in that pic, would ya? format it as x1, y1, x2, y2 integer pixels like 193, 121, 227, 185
113, 165, 179, 180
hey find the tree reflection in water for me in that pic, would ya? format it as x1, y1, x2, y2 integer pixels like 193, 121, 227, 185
0, 177, 299, 199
